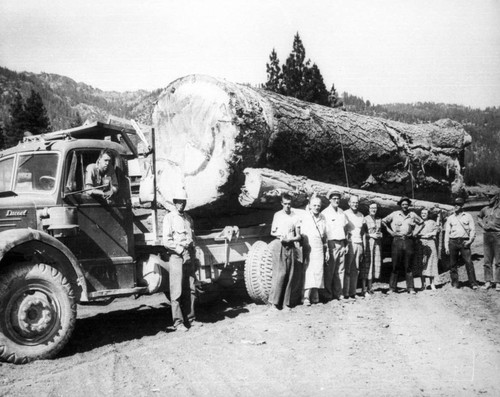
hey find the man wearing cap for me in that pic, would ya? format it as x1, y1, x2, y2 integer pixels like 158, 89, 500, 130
445, 197, 478, 289
478, 193, 500, 291
268, 193, 302, 311
163, 189, 197, 331
321, 190, 348, 301
382, 197, 423, 294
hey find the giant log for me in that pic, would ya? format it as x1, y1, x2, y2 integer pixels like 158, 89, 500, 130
239, 167, 453, 219
151, 74, 471, 217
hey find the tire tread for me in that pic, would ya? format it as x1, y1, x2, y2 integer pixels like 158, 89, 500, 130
0, 263, 77, 364
244, 241, 274, 304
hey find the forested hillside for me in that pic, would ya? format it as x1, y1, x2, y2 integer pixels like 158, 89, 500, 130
0, 67, 158, 131
342, 94, 500, 186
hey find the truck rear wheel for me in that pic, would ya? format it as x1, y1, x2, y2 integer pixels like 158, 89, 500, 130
0, 263, 77, 364
244, 241, 273, 304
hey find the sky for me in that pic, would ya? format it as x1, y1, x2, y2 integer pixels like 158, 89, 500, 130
1, 0, 499, 108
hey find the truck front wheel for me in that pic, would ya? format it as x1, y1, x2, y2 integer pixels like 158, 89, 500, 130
0, 263, 77, 364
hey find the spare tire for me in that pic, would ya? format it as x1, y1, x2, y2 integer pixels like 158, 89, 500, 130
244, 241, 273, 304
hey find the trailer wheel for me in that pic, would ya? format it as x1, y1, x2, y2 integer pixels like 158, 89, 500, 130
0, 263, 77, 364
244, 241, 273, 304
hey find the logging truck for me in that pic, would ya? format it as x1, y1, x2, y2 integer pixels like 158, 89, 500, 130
0, 121, 272, 364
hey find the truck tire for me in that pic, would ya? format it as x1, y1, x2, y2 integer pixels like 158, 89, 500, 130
0, 263, 77, 364
244, 241, 273, 304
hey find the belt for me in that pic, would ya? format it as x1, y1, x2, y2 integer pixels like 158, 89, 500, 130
450, 237, 468, 240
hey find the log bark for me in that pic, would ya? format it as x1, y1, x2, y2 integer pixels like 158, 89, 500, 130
152, 74, 470, 214
239, 168, 453, 218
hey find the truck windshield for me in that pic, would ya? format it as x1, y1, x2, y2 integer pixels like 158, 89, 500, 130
14, 153, 59, 193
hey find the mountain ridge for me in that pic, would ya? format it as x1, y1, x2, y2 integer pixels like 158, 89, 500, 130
0, 67, 160, 130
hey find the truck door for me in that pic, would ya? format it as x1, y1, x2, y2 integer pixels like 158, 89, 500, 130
61, 149, 135, 293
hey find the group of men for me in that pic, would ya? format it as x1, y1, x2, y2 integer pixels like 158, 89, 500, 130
269, 190, 500, 311
269, 190, 384, 310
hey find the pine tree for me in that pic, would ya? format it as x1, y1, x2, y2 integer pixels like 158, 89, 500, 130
264, 48, 283, 94
275, 33, 330, 106
24, 89, 51, 134
328, 84, 343, 108
302, 63, 329, 106
282, 33, 308, 98
4, 92, 27, 148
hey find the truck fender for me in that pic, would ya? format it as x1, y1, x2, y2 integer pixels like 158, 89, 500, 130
0, 228, 88, 301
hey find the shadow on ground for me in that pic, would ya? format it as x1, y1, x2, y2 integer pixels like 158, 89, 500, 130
59, 292, 251, 358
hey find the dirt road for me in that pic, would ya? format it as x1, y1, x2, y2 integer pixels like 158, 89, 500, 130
1, 215, 500, 397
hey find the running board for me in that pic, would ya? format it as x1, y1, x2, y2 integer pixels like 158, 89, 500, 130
88, 287, 149, 300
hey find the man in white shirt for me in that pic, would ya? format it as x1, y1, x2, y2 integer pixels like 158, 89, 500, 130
321, 190, 348, 301
344, 195, 366, 299
269, 193, 302, 310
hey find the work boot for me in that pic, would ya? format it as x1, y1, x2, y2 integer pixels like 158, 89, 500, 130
387, 273, 398, 294
406, 272, 416, 294
367, 280, 374, 294
481, 282, 492, 290
465, 262, 478, 287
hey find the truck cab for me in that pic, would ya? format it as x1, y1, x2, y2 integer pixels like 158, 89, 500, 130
0, 122, 151, 364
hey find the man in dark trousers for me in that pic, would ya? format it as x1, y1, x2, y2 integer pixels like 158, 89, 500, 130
382, 197, 423, 294
478, 193, 500, 291
268, 193, 302, 311
445, 197, 478, 290
162, 189, 197, 331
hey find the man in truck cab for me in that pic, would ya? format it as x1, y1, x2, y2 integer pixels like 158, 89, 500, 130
84, 149, 119, 201
162, 188, 197, 332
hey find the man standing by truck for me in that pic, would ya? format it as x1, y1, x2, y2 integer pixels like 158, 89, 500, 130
162, 189, 197, 331
268, 193, 302, 311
